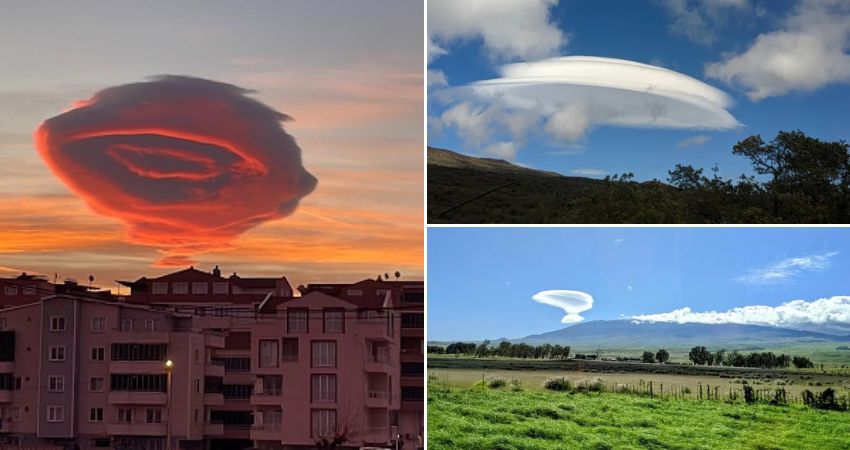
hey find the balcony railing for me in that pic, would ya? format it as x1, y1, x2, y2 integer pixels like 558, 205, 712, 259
369, 352, 389, 363
367, 390, 388, 399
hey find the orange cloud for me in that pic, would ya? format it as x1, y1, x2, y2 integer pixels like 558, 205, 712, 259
35, 76, 317, 265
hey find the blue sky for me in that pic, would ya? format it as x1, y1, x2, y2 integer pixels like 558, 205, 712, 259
428, 227, 850, 341
428, 0, 850, 181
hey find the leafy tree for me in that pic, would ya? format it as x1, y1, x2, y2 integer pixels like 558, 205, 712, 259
641, 351, 656, 363
427, 345, 444, 354
793, 356, 815, 369
474, 340, 491, 358
655, 349, 670, 364
688, 346, 711, 365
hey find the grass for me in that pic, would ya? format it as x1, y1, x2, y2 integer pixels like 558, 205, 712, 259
428, 385, 850, 449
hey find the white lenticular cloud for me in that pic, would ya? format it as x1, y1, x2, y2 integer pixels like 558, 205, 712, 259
532, 289, 594, 324
437, 56, 740, 158
630, 296, 850, 334
737, 252, 838, 285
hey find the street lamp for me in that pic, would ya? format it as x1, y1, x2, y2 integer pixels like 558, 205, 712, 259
165, 360, 174, 450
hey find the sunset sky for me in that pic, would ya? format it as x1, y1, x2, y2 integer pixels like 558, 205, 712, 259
0, 1, 423, 291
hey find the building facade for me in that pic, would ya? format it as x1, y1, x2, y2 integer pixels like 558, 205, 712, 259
0, 268, 423, 450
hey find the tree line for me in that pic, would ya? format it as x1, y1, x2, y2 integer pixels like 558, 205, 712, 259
430, 341, 571, 360
686, 346, 814, 369
570, 130, 850, 223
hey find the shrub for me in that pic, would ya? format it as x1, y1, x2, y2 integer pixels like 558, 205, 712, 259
575, 378, 606, 393
487, 377, 507, 389
743, 385, 756, 404
510, 379, 523, 392
543, 377, 572, 392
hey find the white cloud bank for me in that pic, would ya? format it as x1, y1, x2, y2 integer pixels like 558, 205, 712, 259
428, 0, 566, 61
737, 252, 838, 285
706, 0, 850, 100
532, 289, 594, 323
630, 296, 850, 334
436, 56, 740, 159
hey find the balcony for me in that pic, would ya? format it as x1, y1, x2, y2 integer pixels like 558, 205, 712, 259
0, 362, 13, 373
205, 362, 225, 377
250, 425, 282, 441
0, 390, 11, 403
109, 360, 167, 374
365, 352, 393, 373
110, 331, 170, 344
250, 392, 283, 406
108, 391, 167, 405
221, 424, 252, 440
204, 392, 224, 406
364, 426, 391, 443
106, 422, 167, 436
203, 423, 224, 436
365, 390, 389, 408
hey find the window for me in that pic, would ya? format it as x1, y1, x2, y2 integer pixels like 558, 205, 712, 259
402, 386, 424, 401
117, 408, 132, 423
144, 319, 158, 332
311, 341, 336, 368
48, 375, 65, 392
111, 374, 167, 392
311, 374, 336, 402
91, 317, 106, 332
346, 289, 363, 296
90, 377, 105, 392
311, 409, 336, 438
402, 362, 424, 375
111, 343, 166, 361
172, 282, 188, 294
264, 409, 282, 431
90, 407, 103, 422
401, 337, 421, 354
192, 282, 208, 295
281, 338, 298, 362
92, 347, 105, 361
23, 287, 36, 296
50, 316, 66, 332
194, 408, 200, 423
47, 405, 64, 422
213, 282, 229, 294
4, 286, 18, 295
221, 384, 253, 399
152, 282, 168, 295
194, 378, 201, 393
259, 340, 279, 368
7, 406, 21, 421
49, 346, 66, 361
287, 308, 308, 333
211, 357, 251, 372
323, 309, 344, 333
0, 318, 5, 330
120, 319, 133, 332
146, 408, 162, 424
402, 291, 424, 303
261, 375, 282, 396
401, 313, 424, 328
194, 349, 200, 363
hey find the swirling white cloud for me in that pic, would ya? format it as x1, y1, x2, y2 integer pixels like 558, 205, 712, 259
532, 289, 594, 324
435, 56, 740, 159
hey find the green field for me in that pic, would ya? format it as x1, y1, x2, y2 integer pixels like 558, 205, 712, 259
429, 385, 850, 450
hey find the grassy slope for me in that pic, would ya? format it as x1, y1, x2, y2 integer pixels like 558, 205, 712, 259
429, 387, 850, 450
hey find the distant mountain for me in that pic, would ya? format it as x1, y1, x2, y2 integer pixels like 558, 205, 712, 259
512, 320, 850, 349
428, 147, 562, 177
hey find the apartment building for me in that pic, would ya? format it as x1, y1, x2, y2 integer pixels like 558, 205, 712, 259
0, 267, 423, 450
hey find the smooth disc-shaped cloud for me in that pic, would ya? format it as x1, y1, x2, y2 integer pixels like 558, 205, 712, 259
35, 75, 317, 266
468, 56, 740, 142
532, 289, 594, 323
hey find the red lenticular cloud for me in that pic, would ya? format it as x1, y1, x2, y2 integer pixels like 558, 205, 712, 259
35, 75, 317, 266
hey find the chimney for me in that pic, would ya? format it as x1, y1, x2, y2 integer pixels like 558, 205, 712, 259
212, 265, 221, 277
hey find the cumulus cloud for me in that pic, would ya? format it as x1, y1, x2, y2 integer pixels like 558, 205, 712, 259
630, 296, 850, 334
677, 134, 712, 147
532, 289, 594, 323
737, 252, 838, 285
706, 0, 850, 100
436, 56, 740, 158
36, 75, 317, 266
428, 70, 448, 88
659, 0, 752, 46
428, 0, 566, 61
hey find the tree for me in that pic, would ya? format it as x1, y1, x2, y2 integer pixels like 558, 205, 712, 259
713, 349, 726, 366
688, 346, 711, 365
655, 349, 669, 364
668, 164, 705, 190
641, 351, 656, 363
474, 340, 491, 358
427, 345, 444, 354
792, 356, 814, 369
394, 270, 401, 281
